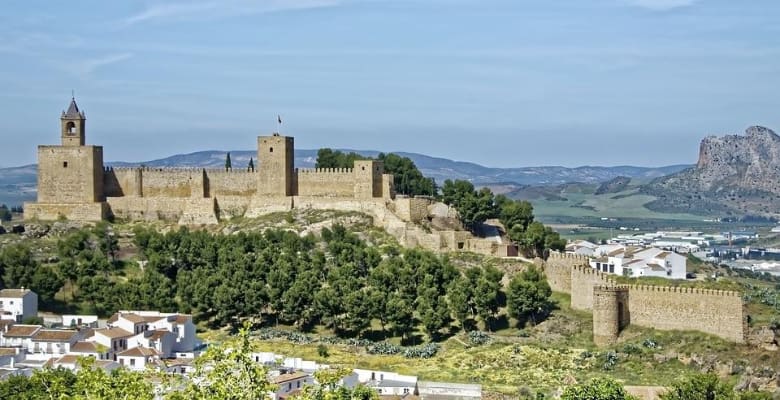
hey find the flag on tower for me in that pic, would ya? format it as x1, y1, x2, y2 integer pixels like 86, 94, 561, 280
278, 115, 282, 124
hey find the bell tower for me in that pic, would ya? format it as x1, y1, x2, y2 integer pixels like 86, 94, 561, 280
61, 97, 86, 146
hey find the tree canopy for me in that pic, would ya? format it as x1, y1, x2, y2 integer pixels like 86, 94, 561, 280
560, 377, 638, 400
315, 148, 436, 196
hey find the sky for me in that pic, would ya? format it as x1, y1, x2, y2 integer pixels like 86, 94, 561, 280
0, 0, 778, 168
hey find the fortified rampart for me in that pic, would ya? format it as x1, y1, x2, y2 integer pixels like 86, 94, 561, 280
543, 252, 747, 345
26, 98, 517, 258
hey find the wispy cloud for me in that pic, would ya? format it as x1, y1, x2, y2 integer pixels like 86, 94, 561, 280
64, 53, 134, 78
625, 0, 700, 11
122, 0, 342, 26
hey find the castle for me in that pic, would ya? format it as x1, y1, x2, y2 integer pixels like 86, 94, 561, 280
24, 98, 394, 224
543, 252, 747, 346
24, 98, 517, 257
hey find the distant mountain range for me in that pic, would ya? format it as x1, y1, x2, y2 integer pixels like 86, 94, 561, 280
0, 148, 690, 206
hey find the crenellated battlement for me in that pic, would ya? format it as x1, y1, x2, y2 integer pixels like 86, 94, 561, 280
297, 168, 354, 174
625, 284, 741, 297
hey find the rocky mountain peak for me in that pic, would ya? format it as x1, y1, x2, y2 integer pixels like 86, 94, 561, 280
645, 126, 780, 217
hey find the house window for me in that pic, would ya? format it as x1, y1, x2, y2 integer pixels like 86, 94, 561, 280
130, 359, 135, 366
63, 162, 68, 168
609, 264, 615, 273
297, 381, 301, 388
288, 383, 292, 391
120, 359, 124, 365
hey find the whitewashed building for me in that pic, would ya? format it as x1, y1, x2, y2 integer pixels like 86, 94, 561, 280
0, 289, 38, 323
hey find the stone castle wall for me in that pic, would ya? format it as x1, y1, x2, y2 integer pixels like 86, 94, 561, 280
205, 169, 258, 197
626, 284, 746, 343
543, 252, 746, 344
570, 264, 617, 311
295, 168, 356, 197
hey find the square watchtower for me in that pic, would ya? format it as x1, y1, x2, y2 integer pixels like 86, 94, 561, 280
257, 134, 294, 196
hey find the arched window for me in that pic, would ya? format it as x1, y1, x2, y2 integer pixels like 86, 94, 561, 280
269, 147, 274, 153
66, 121, 76, 133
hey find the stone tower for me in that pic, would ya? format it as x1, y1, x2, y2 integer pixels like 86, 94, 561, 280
257, 134, 294, 196
592, 286, 630, 347
61, 98, 86, 146
353, 159, 384, 199
24, 97, 106, 221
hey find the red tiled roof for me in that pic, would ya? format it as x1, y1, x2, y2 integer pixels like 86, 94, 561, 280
32, 329, 78, 342
3, 325, 41, 338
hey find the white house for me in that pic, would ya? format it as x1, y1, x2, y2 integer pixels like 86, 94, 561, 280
0, 325, 40, 348
270, 370, 314, 399
27, 329, 79, 360
130, 329, 176, 358
88, 327, 134, 359
111, 311, 199, 353
565, 240, 598, 256
116, 346, 162, 371
346, 369, 418, 396
590, 246, 687, 280
0, 289, 38, 323
69, 341, 108, 359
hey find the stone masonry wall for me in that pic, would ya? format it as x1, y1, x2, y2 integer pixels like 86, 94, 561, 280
37, 145, 103, 204
141, 168, 201, 198
570, 265, 617, 311
295, 169, 356, 197
543, 252, 585, 295
394, 197, 433, 223
627, 285, 746, 343
205, 169, 257, 197
104, 167, 141, 197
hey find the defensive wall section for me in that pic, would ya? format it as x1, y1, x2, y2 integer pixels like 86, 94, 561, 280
543, 252, 747, 345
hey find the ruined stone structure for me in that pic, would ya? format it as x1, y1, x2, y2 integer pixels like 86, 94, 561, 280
25, 99, 515, 257
543, 252, 747, 346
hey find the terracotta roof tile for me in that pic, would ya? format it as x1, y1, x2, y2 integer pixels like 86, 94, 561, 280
0, 289, 34, 298
32, 329, 78, 342
93, 327, 133, 339
3, 325, 41, 338
118, 347, 160, 357
273, 371, 309, 384
70, 341, 99, 353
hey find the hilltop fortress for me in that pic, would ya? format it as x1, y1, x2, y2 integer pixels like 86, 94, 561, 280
25, 98, 393, 224
24, 98, 516, 256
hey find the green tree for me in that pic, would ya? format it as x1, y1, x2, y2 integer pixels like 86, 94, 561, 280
30, 265, 64, 304
507, 265, 553, 326
561, 377, 638, 400
660, 373, 736, 400
377, 153, 436, 196
473, 265, 503, 331
225, 152, 232, 171
441, 180, 499, 230
513, 221, 565, 258
0, 244, 37, 289
0, 204, 11, 222
168, 321, 273, 400
496, 195, 534, 232
448, 276, 473, 331
315, 148, 367, 169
